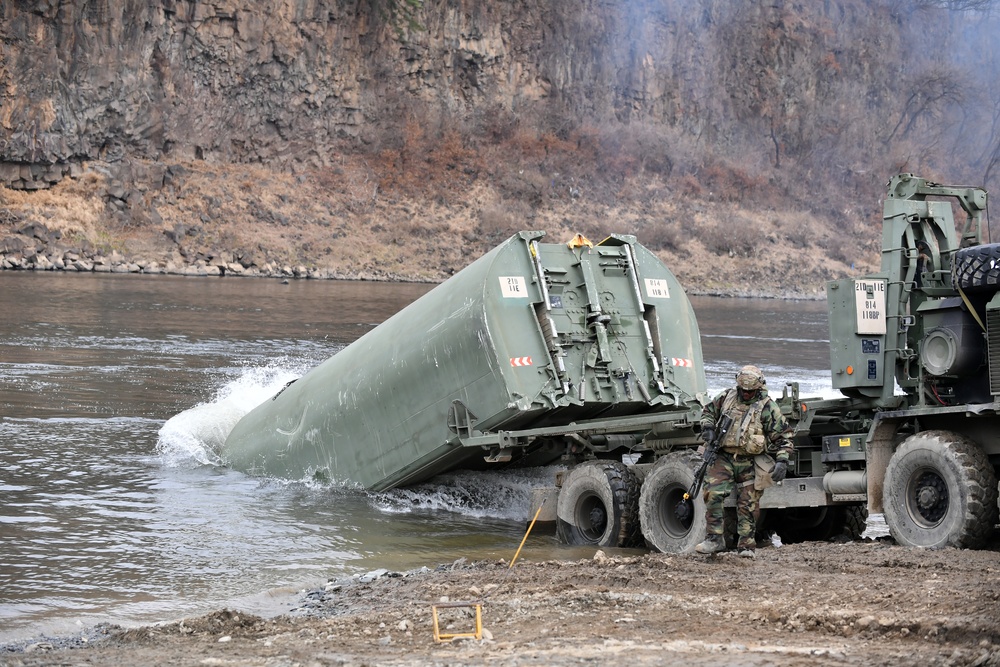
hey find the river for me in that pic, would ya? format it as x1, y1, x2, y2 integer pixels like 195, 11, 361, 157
0, 272, 833, 642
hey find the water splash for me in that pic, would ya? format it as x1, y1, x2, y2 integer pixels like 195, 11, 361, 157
370, 466, 563, 521
156, 363, 306, 467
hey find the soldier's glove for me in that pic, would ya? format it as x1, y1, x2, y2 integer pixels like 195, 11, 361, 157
770, 460, 788, 483
700, 426, 716, 445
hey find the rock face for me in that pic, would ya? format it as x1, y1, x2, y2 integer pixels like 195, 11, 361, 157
4, 1, 995, 193
0, 0, 696, 189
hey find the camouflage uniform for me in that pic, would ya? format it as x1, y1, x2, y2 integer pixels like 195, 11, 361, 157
696, 365, 794, 555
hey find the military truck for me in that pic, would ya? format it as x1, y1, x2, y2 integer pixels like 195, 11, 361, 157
555, 173, 1000, 553
796, 173, 1000, 549
224, 174, 999, 552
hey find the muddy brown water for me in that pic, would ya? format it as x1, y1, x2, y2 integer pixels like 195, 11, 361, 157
0, 272, 832, 642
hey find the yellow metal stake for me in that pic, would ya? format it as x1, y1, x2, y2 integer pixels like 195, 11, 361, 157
510, 500, 544, 569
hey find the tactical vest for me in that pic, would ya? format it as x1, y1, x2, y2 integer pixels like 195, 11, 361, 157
719, 389, 768, 455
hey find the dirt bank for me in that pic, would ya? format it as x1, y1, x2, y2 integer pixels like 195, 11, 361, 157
0, 159, 877, 299
4, 538, 999, 667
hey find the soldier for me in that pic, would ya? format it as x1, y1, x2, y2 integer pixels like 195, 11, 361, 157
694, 365, 794, 558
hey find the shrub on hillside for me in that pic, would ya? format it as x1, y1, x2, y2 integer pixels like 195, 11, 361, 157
826, 235, 854, 266
701, 215, 762, 257
698, 161, 766, 203
471, 103, 520, 143
780, 220, 812, 248
474, 199, 534, 243
642, 221, 682, 252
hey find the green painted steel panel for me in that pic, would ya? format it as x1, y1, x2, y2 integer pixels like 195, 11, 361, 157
222, 232, 706, 490
827, 277, 888, 393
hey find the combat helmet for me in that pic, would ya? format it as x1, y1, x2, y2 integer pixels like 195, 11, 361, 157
735, 365, 765, 391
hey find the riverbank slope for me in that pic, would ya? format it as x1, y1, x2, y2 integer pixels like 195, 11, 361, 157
4, 539, 999, 667
0, 159, 877, 298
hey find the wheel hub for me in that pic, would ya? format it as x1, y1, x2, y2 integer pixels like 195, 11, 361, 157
916, 486, 939, 509
575, 493, 609, 540
588, 505, 607, 533
674, 498, 693, 524
910, 470, 948, 524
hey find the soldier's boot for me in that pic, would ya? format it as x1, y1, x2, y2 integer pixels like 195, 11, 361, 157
737, 537, 756, 558
694, 535, 725, 554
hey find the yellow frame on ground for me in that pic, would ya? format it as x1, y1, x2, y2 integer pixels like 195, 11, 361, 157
431, 601, 483, 642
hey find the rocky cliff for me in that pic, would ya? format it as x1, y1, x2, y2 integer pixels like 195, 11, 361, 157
8, 0, 964, 188
0, 1, 996, 295
1, 0, 684, 185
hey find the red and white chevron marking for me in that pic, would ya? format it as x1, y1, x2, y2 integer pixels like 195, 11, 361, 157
670, 357, 693, 367
510, 357, 533, 367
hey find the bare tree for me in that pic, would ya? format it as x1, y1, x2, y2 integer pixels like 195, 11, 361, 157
883, 68, 967, 145
981, 95, 1000, 185
984, 143, 1000, 185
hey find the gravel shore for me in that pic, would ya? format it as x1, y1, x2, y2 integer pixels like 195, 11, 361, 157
4, 538, 999, 667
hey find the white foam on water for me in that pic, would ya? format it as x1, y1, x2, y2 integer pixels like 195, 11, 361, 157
156, 363, 306, 467
370, 466, 564, 521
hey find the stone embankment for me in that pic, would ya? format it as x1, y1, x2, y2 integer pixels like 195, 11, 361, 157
0, 221, 341, 280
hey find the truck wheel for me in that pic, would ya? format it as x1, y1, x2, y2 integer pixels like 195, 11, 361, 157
883, 430, 998, 549
844, 504, 868, 540
638, 451, 705, 553
952, 243, 1000, 293
556, 461, 641, 548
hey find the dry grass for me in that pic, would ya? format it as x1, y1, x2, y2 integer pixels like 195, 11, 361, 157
1, 172, 106, 235
0, 123, 884, 295
699, 214, 764, 258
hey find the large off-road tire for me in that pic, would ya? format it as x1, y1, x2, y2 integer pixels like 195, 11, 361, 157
883, 430, 998, 549
638, 451, 705, 553
556, 460, 641, 548
952, 243, 1000, 294
844, 504, 868, 540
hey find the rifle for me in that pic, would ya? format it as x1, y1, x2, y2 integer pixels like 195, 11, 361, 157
674, 414, 734, 523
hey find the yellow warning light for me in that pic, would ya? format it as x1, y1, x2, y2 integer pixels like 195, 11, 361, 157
566, 233, 594, 249
846, 365, 854, 375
